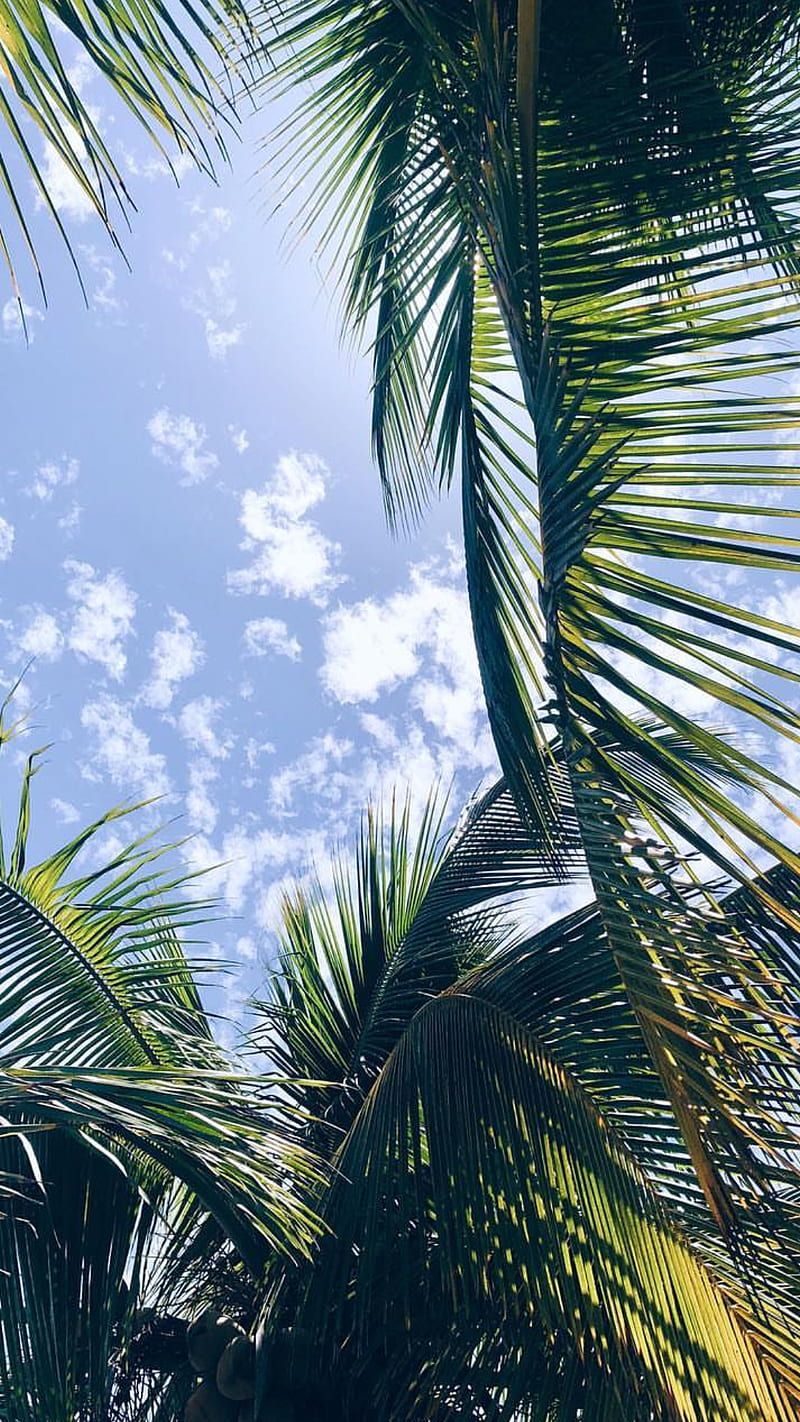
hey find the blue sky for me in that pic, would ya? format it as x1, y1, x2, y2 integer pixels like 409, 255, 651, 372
0, 61, 513, 1034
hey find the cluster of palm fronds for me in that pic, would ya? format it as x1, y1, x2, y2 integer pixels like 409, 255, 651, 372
3, 1, 800, 1419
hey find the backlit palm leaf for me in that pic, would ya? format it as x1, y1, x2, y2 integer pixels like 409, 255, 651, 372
254, 782, 582, 1138
0, 0, 253, 296
0, 729, 319, 1421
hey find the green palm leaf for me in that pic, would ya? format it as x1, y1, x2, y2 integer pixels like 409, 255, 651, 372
295, 967, 792, 1421
253, 781, 583, 1137
0, 733, 320, 1421
248, 791, 800, 1419
0, 0, 253, 295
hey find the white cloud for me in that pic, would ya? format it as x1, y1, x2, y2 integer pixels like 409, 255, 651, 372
229, 521, 338, 603
359, 712, 398, 749
39, 141, 96, 223
243, 737, 275, 780
178, 695, 233, 760
161, 204, 232, 273
188, 204, 232, 251
58, 503, 82, 536
321, 558, 481, 707
758, 583, 800, 636
242, 616, 301, 661
227, 452, 341, 603
122, 146, 194, 183
81, 695, 171, 800
79, 244, 120, 313
270, 732, 354, 813
0, 518, 14, 561
229, 426, 249, 455
2, 299, 43, 339
64, 559, 136, 681
140, 610, 204, 710
323, 597, 418, 702
147, 408, 218, 485
34, 59, 100, 224
235, 934, 257, 962
268, 714, 496, 831
317, 555, 497, 791
185, 257, 244, 361
26, 456, 79, 502
249, 452, 327, 524
412, 677, 487, 751
50, 797, 80, 825
205, 317, 244, 361
182, 821, 326, 916
185, 758, 219, 836
11, 609, 63, 662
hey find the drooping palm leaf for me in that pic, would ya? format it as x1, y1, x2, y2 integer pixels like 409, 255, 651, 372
0, 733, 320, 1421
0, 0, 253, 297
246, 789, 800, 1418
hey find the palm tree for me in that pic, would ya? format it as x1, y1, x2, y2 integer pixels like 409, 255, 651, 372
226, 1, 800, 1413
0, 706, 320, 1421
4, 3, 800, 1417
8, 769, 798, 1420
226, 786, 798, 1420
0, 0, 252, 298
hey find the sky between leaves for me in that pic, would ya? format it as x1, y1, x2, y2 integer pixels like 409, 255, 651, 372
2, 42, 799, 1041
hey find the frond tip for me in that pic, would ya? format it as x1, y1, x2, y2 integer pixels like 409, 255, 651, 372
0, 0, 255, 294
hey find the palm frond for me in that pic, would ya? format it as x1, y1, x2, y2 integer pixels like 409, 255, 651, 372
0, 734, 320, 1421
462, 891, 800, 1402
252, 781, 585, 1137
251, 787, 800, 1418
296, 977, 792, 1421
0, 0, 254, 296
259, 3, 800, 1291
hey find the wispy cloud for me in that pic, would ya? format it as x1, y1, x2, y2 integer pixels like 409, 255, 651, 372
64, 559, 136, 681
148, 408, 218, 485
178, 695, 233, 760
26, 456, 79, 502
81, 695, 171, 800
242, 616, 301, 661
11, 608, 63, 662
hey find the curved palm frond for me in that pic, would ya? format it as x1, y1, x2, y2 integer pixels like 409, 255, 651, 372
246, 796, 798, 1420
252, 779, 583, 1135
0, 728, 320, 1421
304, 991, 788, 1422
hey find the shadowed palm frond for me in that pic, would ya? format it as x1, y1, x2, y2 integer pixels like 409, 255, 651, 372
251, 781, 584, 1137
0, 727, 320, 1422
261, 0, 800, 861
290, 928, 796, 1421
247, 791, 800, 1418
